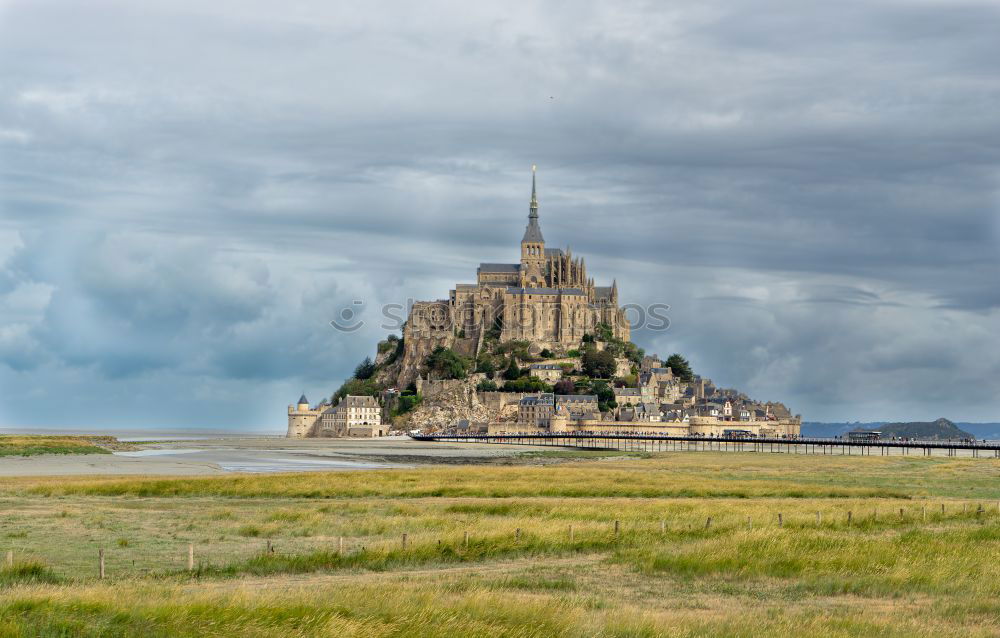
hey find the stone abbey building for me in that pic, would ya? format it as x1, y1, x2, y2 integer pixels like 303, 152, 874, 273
398, 168, 630, 386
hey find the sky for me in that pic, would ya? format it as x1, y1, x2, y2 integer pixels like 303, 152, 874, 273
1, 0, 999, 430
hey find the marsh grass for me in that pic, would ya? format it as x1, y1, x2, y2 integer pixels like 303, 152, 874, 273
0, 436, 112, 457
0, 560, 60, 587
1, 576, 998, 637
7, 452, 998, 499
7, 463, 910, 500
614, 524, 1000, 597
0, 452, 999, 636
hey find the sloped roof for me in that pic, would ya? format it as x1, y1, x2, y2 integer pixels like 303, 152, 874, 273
479, 263, 520, 273
522, 219, 544, 243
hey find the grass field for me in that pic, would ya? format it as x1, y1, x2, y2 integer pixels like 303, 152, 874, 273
1, 451, 998, 636
0, 436, 115, 457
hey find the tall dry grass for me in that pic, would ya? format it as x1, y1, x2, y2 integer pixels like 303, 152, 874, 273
1, 452, 999, 636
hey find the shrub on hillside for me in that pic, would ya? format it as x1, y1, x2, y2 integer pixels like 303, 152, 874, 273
553, 379, 576, 395
590, 380, 617, 412
332, 377, 382, 404
393, 393, 422, 417
582, 348, 617, 379
476, 379, 498, 392
503, 358, 522, 381
501, 378, 553, 393
425, 346, 469, 380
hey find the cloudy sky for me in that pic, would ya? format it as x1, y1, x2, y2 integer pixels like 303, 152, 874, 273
1, 0, 999, 430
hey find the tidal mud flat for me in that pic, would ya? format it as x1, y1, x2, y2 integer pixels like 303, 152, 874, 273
0, 436, 554, 476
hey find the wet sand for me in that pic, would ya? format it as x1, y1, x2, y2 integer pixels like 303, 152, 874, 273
0, 436, 550, 476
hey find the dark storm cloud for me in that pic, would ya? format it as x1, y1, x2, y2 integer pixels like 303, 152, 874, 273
1, 0, 998, 427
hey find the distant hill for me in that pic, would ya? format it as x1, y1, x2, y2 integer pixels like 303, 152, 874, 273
803, 418, 978, 440
872, 418, 973, 440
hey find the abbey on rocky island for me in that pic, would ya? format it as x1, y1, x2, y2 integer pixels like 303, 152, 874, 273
287, 168, 801, 440
397, 167, 629, 387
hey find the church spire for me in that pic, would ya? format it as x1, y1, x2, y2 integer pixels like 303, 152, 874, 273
521, 165, 544, 244
529, 164, 538, 219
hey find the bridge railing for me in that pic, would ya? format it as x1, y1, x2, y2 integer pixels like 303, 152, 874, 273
410, 432, 1000, 452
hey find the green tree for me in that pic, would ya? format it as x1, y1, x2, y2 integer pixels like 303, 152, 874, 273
354, 357, 376, 380
331, 377, 381, 404
623, 341, 644, 365
501, 377, 553, 393
582, 348, 617, 379
553, 379, 576, 395
425, 346, 469, 380
503, 357, 522, 381
590, 380, 617, 412
665, 354, 694, 382
496, 340, 531, 359
594, 322, 614, 342
476, 379, 498, 392
393, 393, 422, 417
475, 357, 496, 379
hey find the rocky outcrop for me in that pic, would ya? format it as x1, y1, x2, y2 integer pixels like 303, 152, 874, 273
397, 380, 517, 432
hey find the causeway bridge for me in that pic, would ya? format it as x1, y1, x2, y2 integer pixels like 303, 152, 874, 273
410, 432, 1000, 458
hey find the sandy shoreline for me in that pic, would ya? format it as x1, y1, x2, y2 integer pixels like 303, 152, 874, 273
0, 436, 549, 476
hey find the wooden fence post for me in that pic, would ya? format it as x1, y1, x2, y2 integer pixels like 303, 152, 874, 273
402, 533, 408, 550
99, 548, 105, 580
705, 517, 712, 530
778, 513, 783, 528
464, 530, 470, 547
614, 520, 620, 536
569, 525, 574, 542
188, 544, 194, 572
660, 519, 666, 534
921, 506, 926, 522
338, 536, 344, 554
941, 503, 945, 515
847, 511, 852, 525
747, 516, 752, 530
899, 508, 904, 520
